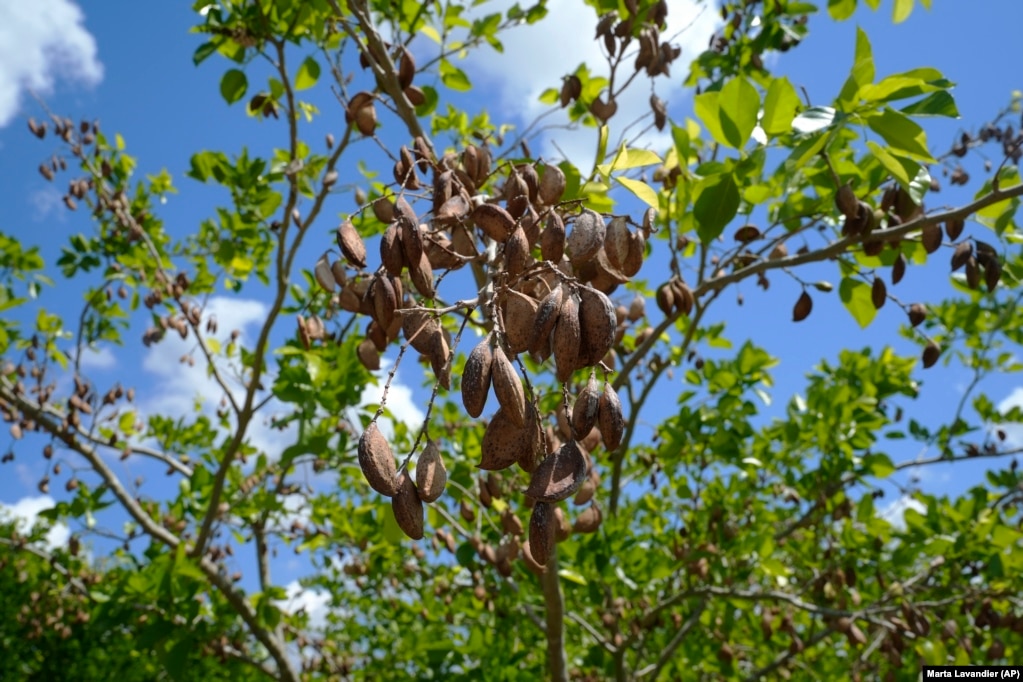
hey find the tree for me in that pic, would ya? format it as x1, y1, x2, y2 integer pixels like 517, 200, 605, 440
3, 0, 1023, 679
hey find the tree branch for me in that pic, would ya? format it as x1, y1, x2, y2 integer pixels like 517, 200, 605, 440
633, 599, 707, 679
541, 546, 569, 682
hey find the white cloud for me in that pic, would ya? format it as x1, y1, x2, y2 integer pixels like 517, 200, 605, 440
0, 494, 70, 550
77, 346, 116, 370
0, 0, 103, 127
279, 579, 331, 630
458, 0, 720, 168
29, 187, 66, 223
358, 364, 426, 435
879, 495, 926, 531
996, 387, 1023, 447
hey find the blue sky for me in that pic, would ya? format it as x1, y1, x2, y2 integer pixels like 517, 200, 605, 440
0, 0, 1021, 618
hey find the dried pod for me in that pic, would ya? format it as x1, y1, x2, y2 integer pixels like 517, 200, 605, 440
358, 423, 398, 496
472, 203, 515, 242
871, 277, 886, 309
409, 251, 436, 299
397, 47, 416, 90
567, 209, 606, 264
401, 309, 441, 354
628, 295, 645, 322
354, 102, 377, 136
965, 256, 980, 289
892, 252, 907, 285
572, 373, 601, 439
573, 475, 596, 506
462, 336, 493, 418
655, 283, 675, 316
336, 220, 367, 269
597, 381, 624, 451
908, 303, 927, 327
504, 226, 531, 279
529, 284, 564, 355
620, 230, 646, 277
670, 279, 695, 317
922, 341, 941, 369
371, 274, 397, 329
573, 502, 602, 533
380, 223, 405, 276
835, 183, 858, 218
391, 471, 425, 539
921, 223, 942, 254
435, 194, 470, 224
985, 258, 1001, 292
416, 440, 447, 503
404, 85, 425, 107
372, 196, 395, 223
491, 345, 527, 427
734, 224, 760, 243
950, 241, 972, 271
539, 164, 566, 205
400, 218, 424, 269
330, 259, 348, 288
428, 332, 451, 390
553, 293, 582, 382
554, 506, 572, 542
792, 291, 813, 322
526, 440, 588, 503
314, 253, 335, 292
603, 216, 630, 270
357, 338, 381, 370
559, 75, 582, 108
528, 502, 556, 567
540, 211, 566, 264
502, 289, 539, 354
480, 404, 540, 471
945, 217, 965, 241
577, 285, 616, 367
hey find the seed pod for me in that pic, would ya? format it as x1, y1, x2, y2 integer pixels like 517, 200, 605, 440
380, 223, 405, 277
553, 293, 582, 382
573, 502, 602, 533
330, 259, 348, 288
620, 230, 645, 277
372, 197, 395, 223
371, 274, 397, 329
416, 440, 447, 503
528, 501, 556, 567
357, 338, 381, 370
336, 220, 367, 269
391, 471, 424, 539
491, 345, 526, 427
965, 257, 980, 289
945, 217, 965, 240
734, 224, 760, 243
397, 46, 416, 90
480, 404, 540, 471
462, 336, 493, 419
314, 253, 335, 292
871, 277, 886, 309
572, 373, 601, 439
655, 283, 675, 316
921, 223, 942, 254
502, 289, 539, 354
539, 164, 566, 205
792, 291, 813, 322
985, 259, 1001, 292
409, 251, 435, 299
603, 217, 630, 269
354, 102, 377, 136
472, 203, 515, 242
892, 253, 907, 285
573, 474, 596, 506
835, 183, 858, 218
400, 218, 424, 270
908, 303, 927, 327
504, 226, 531, 279
598, 381, 624, 451
922, 341, 941, 369
526, 440, 588, 503
540, 211, 566, 264
567, 209, 605, 264
628, 295, 645, 322
358, 423, 398, 496
401, 309, 441, 354
529, 284, 564, 355
428, 332, 451, 390
577, 285, 616, 367
950, 241, 972, 271
670, 279, 695, 316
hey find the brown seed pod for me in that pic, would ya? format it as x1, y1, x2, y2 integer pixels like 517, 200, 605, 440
603, 216, 630, 270
597, 381, 624, 451
985, 258, 1001, 292
314, 253, 335, 292
620, 230, 645, 277
922, 341, 941, 369
577, 285, 617, 367
573, 502, 602, 533
331, 259, 348, 288
792, 291, 813, 322
435, 194, 470, 225
655, 283, 674, 316
908, 303, 927, 327
391, 471, 424, 539
380, 223, 405, 277
526, 440, 588, 503
529, 284, 564, 355
462, 335, 493, 419
371, 196, 395, 223
357, 338, 381, 370
950, 241, 972, 271
528, 501, 556, 567
567, 209, 606, 264
892, 252, 907, 285
472, 203, 515, 242
397, 46, 416, 90
871, 277, 886, 309
945, 217, 965, 240
504, 226, 531, 279
358, 423, 398, 496
573, 474, 596, 506
400, 218, 424, 269
491, 344, 527, 427
921, 223, 942, 254
428, 332, 451, 390
539, 164, 566, 205
835, 183, 858, 218
480, 404, 540, 472
371, 274, 397, 329
401, 309, 441, 354
502, 289, 539, 355
540, 211, 566, 264
965, 256, 980, 289
409, 251, 436, 299
354, 102, 377, 136
572, 373, 601, 440
336, 220, 367, 269
734, 224, 760, 243
670, 279, 694, 317
553, 293, 582, 382
416, 440, 447, 503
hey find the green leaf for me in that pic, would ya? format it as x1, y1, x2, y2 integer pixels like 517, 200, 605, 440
761, 77, 799, 137
839, 277, 878, 328
866, 107, 933, 161
718, 77, 760, 149
219, 69, 247, 105
617, 176, 658, 209
694, 172, 740, 244
558, 568, 587, 586
839, 27, 874, 104
694, 91, 727, 148
791, 106, 836, 134
439, 59, 472, 92
295, 56, 320, 91
193, 41, 218, 66
893, 0, 913, 23
827, 0, 856, 20
900, 91, 959, 117
866, 140, 911, 186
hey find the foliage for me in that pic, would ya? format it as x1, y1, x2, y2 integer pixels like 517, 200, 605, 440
3, 0, 1023, 680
